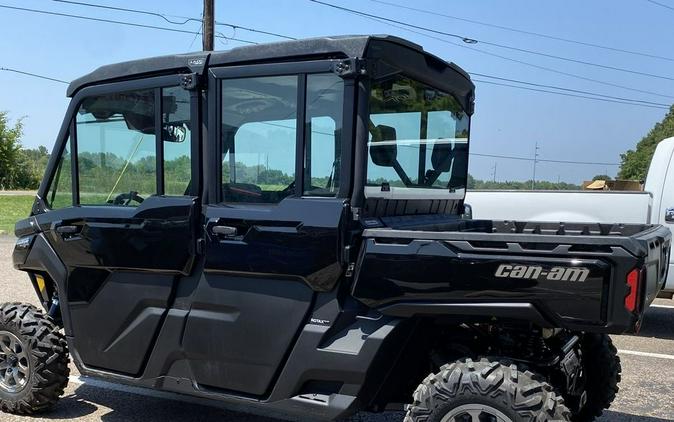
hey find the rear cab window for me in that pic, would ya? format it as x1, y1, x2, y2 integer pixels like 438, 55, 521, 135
366, 75, 470, 199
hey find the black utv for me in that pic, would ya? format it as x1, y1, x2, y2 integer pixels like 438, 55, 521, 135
4, 35, 670, 422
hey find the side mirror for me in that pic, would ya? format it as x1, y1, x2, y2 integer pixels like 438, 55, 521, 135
369, 124, 397, 167
665, 208, 674, 223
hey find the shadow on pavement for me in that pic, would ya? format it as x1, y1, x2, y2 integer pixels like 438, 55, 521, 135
632, 307, 674, 341
23, 383, 674, 422
31, 384, 282, 422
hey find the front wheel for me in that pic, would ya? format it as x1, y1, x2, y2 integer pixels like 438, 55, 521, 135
0, 303, 69, 414
404, 358, 571, 422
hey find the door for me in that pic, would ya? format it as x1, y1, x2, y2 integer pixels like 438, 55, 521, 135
36, 77, 200, 376
179, 64, 351, 396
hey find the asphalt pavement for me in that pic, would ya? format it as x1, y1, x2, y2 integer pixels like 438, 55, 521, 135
0, 236, 672, 421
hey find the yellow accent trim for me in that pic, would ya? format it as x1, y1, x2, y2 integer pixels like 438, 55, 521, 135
35, 275, 46, 294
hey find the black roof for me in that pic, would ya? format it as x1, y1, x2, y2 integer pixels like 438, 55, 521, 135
67, 35, 472, 97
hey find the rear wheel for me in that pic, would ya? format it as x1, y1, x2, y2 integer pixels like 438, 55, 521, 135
570, 334, 621, 422
404, 358, 571, 422
0, 303, 69, 414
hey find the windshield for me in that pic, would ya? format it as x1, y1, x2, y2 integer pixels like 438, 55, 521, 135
366, 75, 469, 199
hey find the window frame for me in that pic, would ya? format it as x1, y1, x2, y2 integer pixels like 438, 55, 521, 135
304, 73, 347, 197
209, 60, 353, 205
43, 131, 72, 210
41, 74, 198, 210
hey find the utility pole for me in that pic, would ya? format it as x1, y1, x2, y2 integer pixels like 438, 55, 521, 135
491, 162, 497, 183
531, 141, 540, 190
203, 0, 215, 51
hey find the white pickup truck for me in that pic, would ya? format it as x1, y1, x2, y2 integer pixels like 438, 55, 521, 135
465, 137, 674, 297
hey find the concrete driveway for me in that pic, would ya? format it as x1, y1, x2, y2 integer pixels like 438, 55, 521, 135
0, 236, 672, 421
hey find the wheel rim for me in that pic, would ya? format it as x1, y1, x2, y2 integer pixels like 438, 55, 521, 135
440, 404, 513, 422
0, 331, 30, 393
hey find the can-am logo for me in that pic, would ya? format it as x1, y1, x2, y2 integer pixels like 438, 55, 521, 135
495, 264, 590, 282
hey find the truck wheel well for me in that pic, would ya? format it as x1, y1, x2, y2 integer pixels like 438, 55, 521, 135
368, 318, 575, 410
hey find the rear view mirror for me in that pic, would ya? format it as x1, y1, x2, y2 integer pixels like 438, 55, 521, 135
370, 124, 397, 167
163, 123, 187, 143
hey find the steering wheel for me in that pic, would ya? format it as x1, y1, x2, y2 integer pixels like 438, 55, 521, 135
110, 191, 145, 206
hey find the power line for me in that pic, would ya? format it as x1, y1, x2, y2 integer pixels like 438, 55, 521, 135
3, 7, 671, 109
473, 79, 669, 110
315, 0, 674, 82
351, 12, 670, 107
0, 4, 258, 45
352, 12, 669, 109
358, 10, 674, 101
0, 67, 68, 84
309, 0, 674, 99
369, 0, 674, 63
472, 73, 671, 108
52, 0, 201, 25
50, 0, 297, 40
462, 41, 674, 100
10, 0, 674, 103
470, 152, 620, 166
645, 0, 674, 12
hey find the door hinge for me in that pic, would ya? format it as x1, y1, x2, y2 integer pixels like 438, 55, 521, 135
332, 58, 367, 78
180, 72, 203, 91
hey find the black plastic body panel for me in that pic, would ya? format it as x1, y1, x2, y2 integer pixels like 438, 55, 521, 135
182, 273, 313, 395
352, 220, 671, 334
69, 271, 175, 375
11, 234, 34, 268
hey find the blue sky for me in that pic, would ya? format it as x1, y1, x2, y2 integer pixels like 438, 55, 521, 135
1, 0, 673, 184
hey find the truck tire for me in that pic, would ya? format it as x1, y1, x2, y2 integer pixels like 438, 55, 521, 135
0, 303, 69, 414
404, 358, 571, 422
572, 334, 621, 422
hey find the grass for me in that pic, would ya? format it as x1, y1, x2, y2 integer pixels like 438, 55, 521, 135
0, 195, 34, 235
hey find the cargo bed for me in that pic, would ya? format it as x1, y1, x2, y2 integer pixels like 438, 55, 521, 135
352, 218, 671, 333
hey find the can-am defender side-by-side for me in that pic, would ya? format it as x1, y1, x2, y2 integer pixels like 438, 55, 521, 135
4, 36, 670, 421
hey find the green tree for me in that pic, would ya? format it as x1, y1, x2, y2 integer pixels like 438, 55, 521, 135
592, 174, 612, 181
18, 146, 50, 189
619, 105, 674, 180
467, 174, 580, 190
0, 112, 25, 190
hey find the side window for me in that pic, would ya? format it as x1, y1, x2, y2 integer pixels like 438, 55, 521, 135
221, 76, 298, 203
46, 136, 73, 209
162, 87, 192, 195
304, 74, 344, 196
76, 89, 156, 206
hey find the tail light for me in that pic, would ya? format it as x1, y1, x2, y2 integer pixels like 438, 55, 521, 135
624, 268, 643, 313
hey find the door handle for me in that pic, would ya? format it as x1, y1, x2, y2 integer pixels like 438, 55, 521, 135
666, 208, 674, 223
211, 225, 238, 237
55, 225, 79, 234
